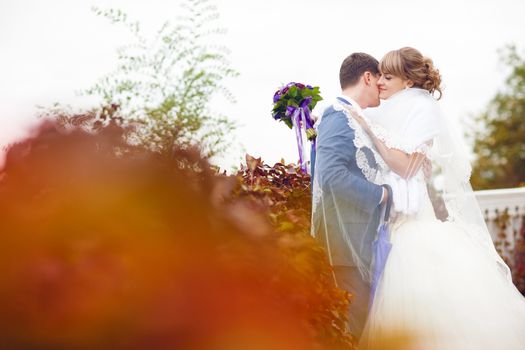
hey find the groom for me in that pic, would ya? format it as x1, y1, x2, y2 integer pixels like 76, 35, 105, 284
311, 52, 388, 339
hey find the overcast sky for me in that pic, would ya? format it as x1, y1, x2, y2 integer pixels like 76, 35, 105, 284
1, 0, 524, 169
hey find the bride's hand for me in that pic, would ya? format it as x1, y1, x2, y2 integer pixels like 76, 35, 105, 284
348, 108, 370, 132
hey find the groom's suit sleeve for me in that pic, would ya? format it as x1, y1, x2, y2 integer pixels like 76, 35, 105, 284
316, 110, 383, 214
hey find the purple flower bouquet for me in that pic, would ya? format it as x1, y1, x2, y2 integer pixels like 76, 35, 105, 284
272, 82, 322, 172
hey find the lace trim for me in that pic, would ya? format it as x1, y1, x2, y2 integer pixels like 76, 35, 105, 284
368, 123, 411, 152
310, 176, 323, 238
312, 176, 323, 213
333, 101, 386, 184
341, 101, 434, 158
355, 148, 377, 182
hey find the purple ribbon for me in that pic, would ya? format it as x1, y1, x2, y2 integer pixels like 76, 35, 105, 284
286, 97, 316, 173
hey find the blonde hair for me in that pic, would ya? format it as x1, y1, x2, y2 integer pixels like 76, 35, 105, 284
379, 47, 442, 99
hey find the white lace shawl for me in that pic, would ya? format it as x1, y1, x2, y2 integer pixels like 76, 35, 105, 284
363, 88, 441, 215
320, 95, 436, 216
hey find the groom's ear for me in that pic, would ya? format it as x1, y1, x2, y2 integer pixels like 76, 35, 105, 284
363, 71, 372, 85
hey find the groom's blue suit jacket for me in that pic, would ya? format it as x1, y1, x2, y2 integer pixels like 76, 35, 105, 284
312, 98, 383, 272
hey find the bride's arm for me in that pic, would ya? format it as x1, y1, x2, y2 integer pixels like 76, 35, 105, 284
350, 110, 429, 179
367, 131, 427, 179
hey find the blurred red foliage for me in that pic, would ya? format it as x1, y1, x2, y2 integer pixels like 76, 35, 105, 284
232, 155, 353, 347
0, 117, 354, 349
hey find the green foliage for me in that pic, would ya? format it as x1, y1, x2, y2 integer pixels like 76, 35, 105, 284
470, 45, 525, 189
86, 0, 238, 158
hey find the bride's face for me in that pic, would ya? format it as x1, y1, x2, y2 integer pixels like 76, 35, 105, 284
378, 73, 413, 99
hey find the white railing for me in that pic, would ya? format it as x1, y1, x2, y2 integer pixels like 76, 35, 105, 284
475, 187, 525, 265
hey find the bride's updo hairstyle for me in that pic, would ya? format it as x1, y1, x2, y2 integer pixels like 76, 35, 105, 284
379, 47, 442, 99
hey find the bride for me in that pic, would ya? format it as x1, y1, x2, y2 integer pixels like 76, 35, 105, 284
345, 47, 525, 349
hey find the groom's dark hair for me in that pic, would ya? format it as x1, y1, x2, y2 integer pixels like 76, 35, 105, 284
339, 53, 380, 89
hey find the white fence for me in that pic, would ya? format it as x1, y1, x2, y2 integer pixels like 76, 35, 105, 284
476, 187, 525, 265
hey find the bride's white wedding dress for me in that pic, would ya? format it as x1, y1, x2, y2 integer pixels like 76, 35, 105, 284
342, 88, 525, 349
361, 185, 525, 349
